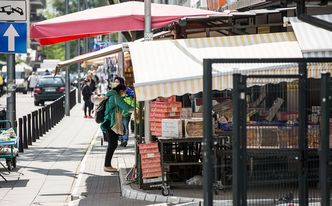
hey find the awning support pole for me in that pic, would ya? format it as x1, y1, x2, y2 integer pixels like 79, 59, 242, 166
144, 0, 152, 142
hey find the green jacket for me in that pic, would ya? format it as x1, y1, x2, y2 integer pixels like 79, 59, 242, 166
100, 90, 132, 132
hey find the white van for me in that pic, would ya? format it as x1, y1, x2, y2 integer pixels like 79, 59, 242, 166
1, 63, 32, 94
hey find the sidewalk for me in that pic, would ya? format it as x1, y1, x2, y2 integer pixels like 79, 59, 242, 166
0, 102, 196, 206
0, 103, 99, 206
69, 131, 153, 206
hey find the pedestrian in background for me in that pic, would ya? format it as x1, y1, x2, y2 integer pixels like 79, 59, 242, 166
0, 71, 4, 97
101, 84, 132, 172
120, 87, 135, 147
82, 79, 93, 118
28, 72, 39, 97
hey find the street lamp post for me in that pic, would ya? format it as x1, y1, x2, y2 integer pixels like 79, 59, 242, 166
65, 0, 70, 116
77, 0, 82, 103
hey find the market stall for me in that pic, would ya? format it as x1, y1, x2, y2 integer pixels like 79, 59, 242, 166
54, 29, 332, 194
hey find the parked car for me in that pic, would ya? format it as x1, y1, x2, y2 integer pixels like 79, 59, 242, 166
2, 63, 32, 94
34, 75, 65, 106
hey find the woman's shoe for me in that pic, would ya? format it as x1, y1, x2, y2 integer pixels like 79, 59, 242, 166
104, 166, 118, 172
120, 141, 127, 147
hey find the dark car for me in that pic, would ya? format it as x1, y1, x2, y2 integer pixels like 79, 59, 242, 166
34, 76, 65, 106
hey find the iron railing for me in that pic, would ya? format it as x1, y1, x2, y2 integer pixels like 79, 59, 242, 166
17, 89, 77, 152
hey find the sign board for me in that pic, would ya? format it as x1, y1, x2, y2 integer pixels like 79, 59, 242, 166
0, 22, 27, 53
0, 1, 27, 21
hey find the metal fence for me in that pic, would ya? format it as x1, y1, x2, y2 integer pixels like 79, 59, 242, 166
17, 89, 77, 152
203, 58, 332, 206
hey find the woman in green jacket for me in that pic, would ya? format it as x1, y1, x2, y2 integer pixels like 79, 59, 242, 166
101, 84, 132, 172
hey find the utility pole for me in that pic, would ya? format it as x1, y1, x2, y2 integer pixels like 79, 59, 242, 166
144, 0, 152, 142
118, 32, 123, 77
84, 0, 89, 54
77, 0, 81, 103
6, 55, 16, 128
65, 0, 70, 116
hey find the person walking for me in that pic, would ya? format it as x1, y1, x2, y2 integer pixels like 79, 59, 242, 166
0, 71, 4, 97
82, 79, 93, 118
113, 76, 135, 147
101, 84, 132, 172
28, 72, 39, 97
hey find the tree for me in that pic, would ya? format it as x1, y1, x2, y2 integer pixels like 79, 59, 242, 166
42, 44, 65, 60
52, 0, 109, 16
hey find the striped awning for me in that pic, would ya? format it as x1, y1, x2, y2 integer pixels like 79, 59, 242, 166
290, 15, 332, 57
130, 32, 306, 101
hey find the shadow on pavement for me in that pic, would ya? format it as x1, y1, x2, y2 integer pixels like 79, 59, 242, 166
0, 179, 29, 188
76, 175, 150, 206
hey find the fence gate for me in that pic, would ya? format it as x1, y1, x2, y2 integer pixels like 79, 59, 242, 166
233, 71, 307, 206
202, 58, 332, 206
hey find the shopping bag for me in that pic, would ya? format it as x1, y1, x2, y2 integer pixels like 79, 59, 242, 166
111, 96, 124, 135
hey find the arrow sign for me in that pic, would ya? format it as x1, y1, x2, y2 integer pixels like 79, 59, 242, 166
0, 22, 26, 53
3, 24, 19, 51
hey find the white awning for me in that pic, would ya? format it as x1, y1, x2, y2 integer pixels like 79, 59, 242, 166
290, 15, 332, 57
56, 44, 123, 69
129, 32, 307, 101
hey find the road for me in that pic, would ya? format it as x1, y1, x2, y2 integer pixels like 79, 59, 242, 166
0, 92, 51, 120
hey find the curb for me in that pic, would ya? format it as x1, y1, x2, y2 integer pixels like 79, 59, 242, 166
118, 168, 203, 206
68, 129, 100, 204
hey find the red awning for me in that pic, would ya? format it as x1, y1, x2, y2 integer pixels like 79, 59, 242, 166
30, 1, 221, 45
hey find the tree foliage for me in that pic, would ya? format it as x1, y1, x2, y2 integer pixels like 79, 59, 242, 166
42, 44, 65, 60
52, 0, 109, 16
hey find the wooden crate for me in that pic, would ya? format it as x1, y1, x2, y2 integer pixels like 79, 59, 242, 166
185, 119, 203, 138
139, 143, 162, 179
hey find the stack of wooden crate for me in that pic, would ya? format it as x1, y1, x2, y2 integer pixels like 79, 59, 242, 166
150, 97, 182, 136
139, 143, 162, 179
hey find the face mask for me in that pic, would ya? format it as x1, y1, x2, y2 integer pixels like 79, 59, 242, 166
113, 82, 119, 88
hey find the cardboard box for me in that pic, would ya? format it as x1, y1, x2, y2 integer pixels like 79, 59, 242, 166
180, 108, 192, 119
162, 119, 184, 138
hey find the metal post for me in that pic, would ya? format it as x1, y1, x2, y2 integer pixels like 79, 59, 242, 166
43, 108, 46, 134
27, 114, 32, 145
65, 0, 70, 116
77, 0, 81, 104
35, 111, 39, 139
23, 116, 27, 149
320, 73, 330, 206
144, 0, 152, 142
31, 112, 36, 142
77, 40, 81, 103
298, 62, 308, 206
118, 33, 123, 77
38, 109, 42, 136
45, 106, 49, 131
232, 73, 246, 206
6, 54, 16, 128
203, 59, 213, 206
18, 118, 23, 152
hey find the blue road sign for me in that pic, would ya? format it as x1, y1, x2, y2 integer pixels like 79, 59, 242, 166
0, 22, 27, 53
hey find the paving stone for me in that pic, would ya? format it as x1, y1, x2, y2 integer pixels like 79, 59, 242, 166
145, 193, 157, 202
167, 196, 180, 204
179, 197, 195, 203
155, 195, 168, 203
129, 190, 138, 199
122, 187, 129, 198
136, 192, 147, 201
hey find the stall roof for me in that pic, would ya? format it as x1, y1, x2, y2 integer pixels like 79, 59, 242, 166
290, 14, 332, 57
30, 1, 221, 45
129, 32, 304, 101
56, 31, 173, 69
56, 44, 123, 69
